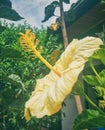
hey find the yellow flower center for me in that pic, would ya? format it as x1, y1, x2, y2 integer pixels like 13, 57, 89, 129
19, 30, 61, 77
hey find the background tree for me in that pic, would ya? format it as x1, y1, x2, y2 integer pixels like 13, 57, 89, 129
0, 22, 63, 130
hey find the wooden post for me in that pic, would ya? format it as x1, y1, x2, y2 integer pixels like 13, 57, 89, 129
59, 0, 68, 48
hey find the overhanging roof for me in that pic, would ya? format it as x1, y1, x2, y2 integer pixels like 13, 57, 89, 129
64, 0, 100, 25
65, 0, 105, 41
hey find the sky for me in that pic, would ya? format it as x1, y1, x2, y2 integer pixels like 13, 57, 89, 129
9, 0, 78, 28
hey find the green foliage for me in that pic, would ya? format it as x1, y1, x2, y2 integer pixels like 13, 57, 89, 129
83, 69, 105, 87
1, 46, 22, 58
42, 1, 60, 22
0, 22, 63, 130
72, 109, 105, 130
83, 75, 100, 86
92, 47, 105, 65
83, 68, 105, 101
0, 0, 23, 21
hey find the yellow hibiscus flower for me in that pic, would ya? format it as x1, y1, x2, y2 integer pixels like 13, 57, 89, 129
20, 30, 103, 121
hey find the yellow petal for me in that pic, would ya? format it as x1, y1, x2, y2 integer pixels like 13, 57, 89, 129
24, 108, 31, 121
49, 22, 60, 31
24, 37, 103, 120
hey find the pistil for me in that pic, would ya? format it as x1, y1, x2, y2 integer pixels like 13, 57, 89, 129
20, 30, 61, 77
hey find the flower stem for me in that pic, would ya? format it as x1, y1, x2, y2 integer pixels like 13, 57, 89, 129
30, 40, 61, 77
33, 50, 61, 77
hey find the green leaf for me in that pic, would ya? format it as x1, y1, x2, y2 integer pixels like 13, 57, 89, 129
0, 6, 23, 21
63, 0, 70, 4
83, 75, 100, 86
95, 86, 105, 99
0, 0, 23, 30
92, 48, 105, 65
1, 46, 23, 58
0, 0, 12, 8
99, 70, 105, 87
42, 1, 60, 22
8, 74, 25, 90
99, 69, 105, 78
2, 73, 25, 91
71, 82, 84, 96
72, 109, 105, 130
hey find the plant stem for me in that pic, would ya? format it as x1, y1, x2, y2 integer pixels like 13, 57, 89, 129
59, 0, 68, 48
90, 62, 101, 81
83, 92, 105, 115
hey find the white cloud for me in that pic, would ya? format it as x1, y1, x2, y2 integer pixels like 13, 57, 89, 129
10, 0, 78, 28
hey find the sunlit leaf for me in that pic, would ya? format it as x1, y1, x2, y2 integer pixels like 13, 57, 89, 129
92, 48, 105, 65
99, 69, 105, 77
8, 74, 25, 91
99, 70, 105, 87
95, 86, 105, 99
2, 73, 25, 90
83, 75, 100, 86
